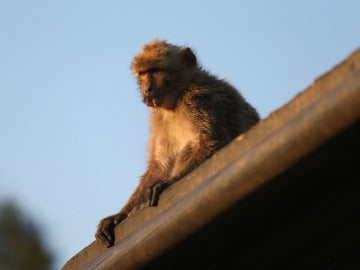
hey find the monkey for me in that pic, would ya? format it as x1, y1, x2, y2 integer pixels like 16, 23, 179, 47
95, 40, 260, 247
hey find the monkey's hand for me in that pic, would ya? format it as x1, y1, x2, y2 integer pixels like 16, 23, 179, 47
95, 213, 127, 248
148, 180, 172, 207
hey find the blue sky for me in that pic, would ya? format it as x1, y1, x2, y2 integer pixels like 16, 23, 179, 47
0, 0, 359, 268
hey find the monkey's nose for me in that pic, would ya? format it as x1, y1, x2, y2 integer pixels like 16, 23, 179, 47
143, 85, 153, 96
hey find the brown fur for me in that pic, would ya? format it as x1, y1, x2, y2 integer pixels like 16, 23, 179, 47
95, 40, 260, 247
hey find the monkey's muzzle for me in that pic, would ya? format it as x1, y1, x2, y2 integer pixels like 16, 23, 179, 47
144, 96, 161, 107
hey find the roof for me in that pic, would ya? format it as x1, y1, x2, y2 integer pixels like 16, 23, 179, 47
63, 48, 360, 270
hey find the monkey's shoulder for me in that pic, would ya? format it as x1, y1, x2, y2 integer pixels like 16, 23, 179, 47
182, 78, 243, 114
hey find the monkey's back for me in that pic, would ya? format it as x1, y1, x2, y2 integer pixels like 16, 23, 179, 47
183, 70, 260, 145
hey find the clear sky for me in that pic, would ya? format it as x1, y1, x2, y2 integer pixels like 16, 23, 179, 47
0, 0, 359, 268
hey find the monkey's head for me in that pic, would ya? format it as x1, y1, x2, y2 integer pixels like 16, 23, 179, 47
132, 40, 198, 109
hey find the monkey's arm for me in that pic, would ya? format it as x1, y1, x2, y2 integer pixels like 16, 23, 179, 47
95, 160, 166, 247
171, 139, 217, 180
170, 92, 231, 180
146, 132, 223, 207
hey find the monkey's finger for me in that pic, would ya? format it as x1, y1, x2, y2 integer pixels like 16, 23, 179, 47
148, 186, 154, 206
96, 232, 113, 248
103, 230, 114, 242
149, 184, 162, 207
149, 186, 156, 206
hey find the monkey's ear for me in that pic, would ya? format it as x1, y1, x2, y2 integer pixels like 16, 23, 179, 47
181, 47, 197, 67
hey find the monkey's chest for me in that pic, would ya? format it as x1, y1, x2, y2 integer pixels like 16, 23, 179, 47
154, 114, 198, 166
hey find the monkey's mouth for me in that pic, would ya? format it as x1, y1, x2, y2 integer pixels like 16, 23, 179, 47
144, 96, 161, 107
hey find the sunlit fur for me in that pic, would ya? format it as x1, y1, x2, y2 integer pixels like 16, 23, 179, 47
95, 40, 260, 247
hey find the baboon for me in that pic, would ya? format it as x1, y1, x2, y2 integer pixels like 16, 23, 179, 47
95, 40, 260, 247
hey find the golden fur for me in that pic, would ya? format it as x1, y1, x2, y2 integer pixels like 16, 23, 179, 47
95, 40, 260, 247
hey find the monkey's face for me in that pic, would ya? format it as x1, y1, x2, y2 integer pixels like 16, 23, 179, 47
132, 40, 198, 109
136, 67, 175, 108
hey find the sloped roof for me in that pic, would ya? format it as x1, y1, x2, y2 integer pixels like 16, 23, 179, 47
63, 48, 360, 270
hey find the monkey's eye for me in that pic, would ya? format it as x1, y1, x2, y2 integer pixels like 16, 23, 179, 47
137, 68, 163, 78
137, 71, 150, 78
137, 71, 145, 77
148, 67, 162, 74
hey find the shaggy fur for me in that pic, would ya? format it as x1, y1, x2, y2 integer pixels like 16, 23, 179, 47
95, 40, 260, 247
